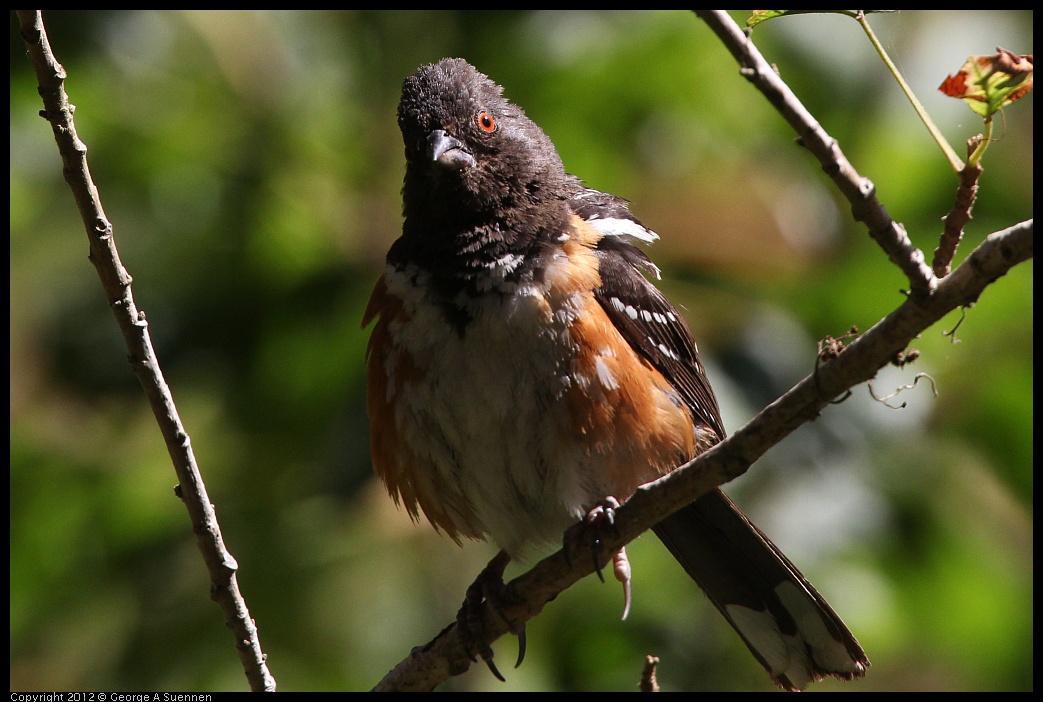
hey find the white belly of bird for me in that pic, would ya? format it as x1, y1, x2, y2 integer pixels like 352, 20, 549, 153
382, 265, 600, 558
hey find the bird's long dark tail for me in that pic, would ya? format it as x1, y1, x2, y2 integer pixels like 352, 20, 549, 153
652, 488, 869, 691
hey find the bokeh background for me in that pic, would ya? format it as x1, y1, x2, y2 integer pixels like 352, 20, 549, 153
10, 10, 1032, 692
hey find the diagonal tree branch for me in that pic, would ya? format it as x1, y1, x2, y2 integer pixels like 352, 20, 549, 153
16, 10, 276, 693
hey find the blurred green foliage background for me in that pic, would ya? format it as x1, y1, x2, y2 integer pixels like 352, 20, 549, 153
10, 10, 1032, 692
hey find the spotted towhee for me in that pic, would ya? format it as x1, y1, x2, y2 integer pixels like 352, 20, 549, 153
364, 58, 868, 690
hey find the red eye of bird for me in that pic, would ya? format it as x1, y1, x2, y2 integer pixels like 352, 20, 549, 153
477, 111, 496, 133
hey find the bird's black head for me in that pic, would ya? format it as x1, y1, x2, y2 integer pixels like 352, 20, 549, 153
397, 58, 570, 234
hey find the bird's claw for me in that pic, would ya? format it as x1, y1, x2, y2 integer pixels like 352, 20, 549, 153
456, 550, 527, 680
565, 497, 633, 619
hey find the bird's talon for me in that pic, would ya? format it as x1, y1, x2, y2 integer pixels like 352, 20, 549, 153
456, 550, 523, 681
482, 651, 506, 683
514, 623, 527, 669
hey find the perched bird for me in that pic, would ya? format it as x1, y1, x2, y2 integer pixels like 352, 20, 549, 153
364, 57, 868, 691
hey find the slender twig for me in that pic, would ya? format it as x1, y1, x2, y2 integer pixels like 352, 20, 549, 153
853, 11, 965, 172
934, 137, 986, 277
16, 10, 276, 693
640, 655, 660, 693
968, 117, 994, 168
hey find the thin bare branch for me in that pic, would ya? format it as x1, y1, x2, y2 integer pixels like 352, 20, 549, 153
640, 655, 660, 693
15, 10, 276, 693
935, 152, 985, 277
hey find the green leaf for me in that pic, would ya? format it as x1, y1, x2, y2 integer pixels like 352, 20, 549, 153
938, 47, 1034, 118
747, 10, 792, 28
746, 10, 895, 28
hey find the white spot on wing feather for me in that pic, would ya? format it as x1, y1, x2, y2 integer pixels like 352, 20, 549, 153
586, 216, 659, 244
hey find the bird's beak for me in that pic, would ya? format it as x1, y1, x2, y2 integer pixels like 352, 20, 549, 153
428, 129, 476, 171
